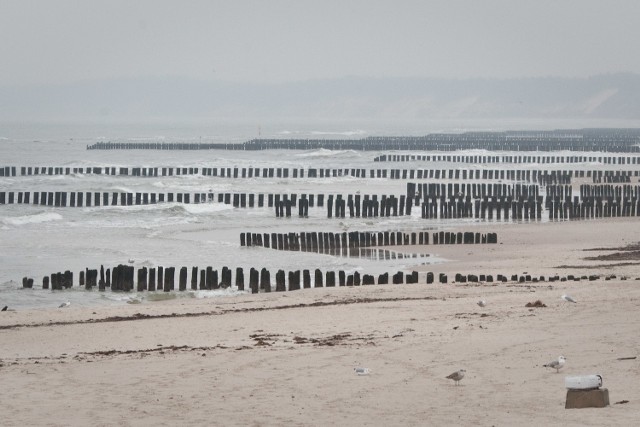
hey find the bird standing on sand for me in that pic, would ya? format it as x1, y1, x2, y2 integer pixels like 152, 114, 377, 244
446, 369, 466, 385
543, 355, 566, 373
58, 301, 71, 308
1, 305, 8, 311
561, 294, 577, 303
477, 300, 487, 307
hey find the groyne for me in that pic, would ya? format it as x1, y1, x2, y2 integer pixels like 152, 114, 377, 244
85, 129, 640, 152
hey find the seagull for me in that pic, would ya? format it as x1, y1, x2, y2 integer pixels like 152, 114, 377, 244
561, 294, 577, 303
477, 300, 487, 307
58, 301, 71, 308
1, 305, 8, 311
543, 355, 566, 373
354, 367, 370, 375
446, 369, 466, 385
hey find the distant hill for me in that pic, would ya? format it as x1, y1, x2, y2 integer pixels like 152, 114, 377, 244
1, 74, 639, 121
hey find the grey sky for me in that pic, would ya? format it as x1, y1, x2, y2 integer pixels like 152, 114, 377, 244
1, 0, 639, 86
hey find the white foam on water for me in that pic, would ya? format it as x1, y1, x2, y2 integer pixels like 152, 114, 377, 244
1, 211, 63, 226
182, 203, 234, 214
295, 148, 360, 158
109, 186, 137, 193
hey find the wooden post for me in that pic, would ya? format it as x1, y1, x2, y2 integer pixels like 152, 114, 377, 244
236, 267, 244, 291
165, 267, 175, 292
149, 268, 156, 291
179, 267, 187, 291
260, 268, 271, 292
250, 268, 259, 293
276, 269, 286, 292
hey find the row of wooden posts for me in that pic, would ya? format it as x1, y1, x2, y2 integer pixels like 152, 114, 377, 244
420, 196, 544, 220
410, 182, 540, 199
88, 139, 640, 153
416, 183, 640, 202
546, 196, 640, 219
7, 165, 637, 185
0, 165, 579, 184
529, 184, 640, 200
374, 153, 640, 165
85, 129, 640, 152
5, 164, 640, 186
3, 189, 640, 220
593, 175, 635, 183
239, 230, 498, 251
1, 183, 636, 210
24, 267, 634, 293
0, 190, 312, 209
419, 195, 640, 220
578, 184, 640, 198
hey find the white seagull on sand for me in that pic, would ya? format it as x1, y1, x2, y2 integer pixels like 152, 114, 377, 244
561, 294, 577, 303
354, 367, 370, 375
543, 355, 566, 373
446, 369, 466, 385
477, 300, 487, 307
58, 301, 71, 308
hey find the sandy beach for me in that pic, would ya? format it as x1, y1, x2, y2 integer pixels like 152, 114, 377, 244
1, 218, 640, 426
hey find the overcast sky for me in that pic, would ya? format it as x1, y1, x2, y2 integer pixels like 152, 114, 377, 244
1, 0, 639, 86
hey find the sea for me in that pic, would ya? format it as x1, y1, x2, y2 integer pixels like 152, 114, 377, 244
1, 118, 638, 310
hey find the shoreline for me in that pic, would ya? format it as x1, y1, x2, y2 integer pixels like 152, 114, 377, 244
1, 217, 639, 426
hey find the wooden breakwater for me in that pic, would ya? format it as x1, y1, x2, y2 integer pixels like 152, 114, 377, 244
0, 190, 309, 209
374, 153, 640, 165
5, 164, 639, 184
2, 188, 639, 221
0, 165, 586, 184
411, 182, 540, 199
24, 265, 632, 295
85, 129, 640, 152
240, 230, 498, 253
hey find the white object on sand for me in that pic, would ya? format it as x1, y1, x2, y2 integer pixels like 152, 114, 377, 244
565, 374, 602, 390
446, 369, 466, 385
544, 355, 566, 373
561, 294, 577, 303
354, 367, 370, 375
58, 301, 71, 308
477, 300, 486, 307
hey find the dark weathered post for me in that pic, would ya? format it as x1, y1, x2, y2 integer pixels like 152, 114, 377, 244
191, 266, 198, 290
326, 271, 336, 287
314, 269, 323, 287
179, 267, 188, 291
250, 268, 259, 293
303, 269, 311, 288
149, 268, 156, 291
157, 266, 164, 291
236, 267, 244, 291
260, 268, 271, 292
276, 269, 286, 292
164, 267, 175, 292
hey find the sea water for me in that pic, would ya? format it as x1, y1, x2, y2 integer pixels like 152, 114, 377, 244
0, 118, 634, 309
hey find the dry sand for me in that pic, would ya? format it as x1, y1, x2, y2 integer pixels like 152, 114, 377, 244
1, 218, 640, 426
